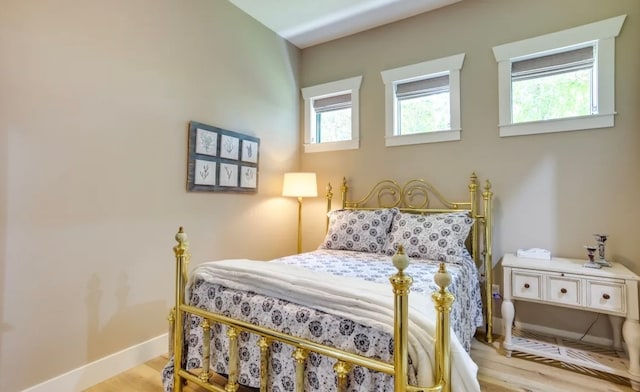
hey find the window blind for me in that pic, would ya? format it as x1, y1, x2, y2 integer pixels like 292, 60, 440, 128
396, 75, 449, 98
512, 46, 594, 80
313, 93, 351, 112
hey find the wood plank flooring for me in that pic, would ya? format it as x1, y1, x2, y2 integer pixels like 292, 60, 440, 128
472, 338, 632, 392
84, 337, 634, 392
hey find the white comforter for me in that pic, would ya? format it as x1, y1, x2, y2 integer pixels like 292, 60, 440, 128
192, 259, 480, 392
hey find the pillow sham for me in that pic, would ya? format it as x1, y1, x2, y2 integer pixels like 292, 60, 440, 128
382, 211, 474, 262
319, 208, 399, 253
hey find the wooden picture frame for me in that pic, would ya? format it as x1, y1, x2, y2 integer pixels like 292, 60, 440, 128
187, 121, 260, 193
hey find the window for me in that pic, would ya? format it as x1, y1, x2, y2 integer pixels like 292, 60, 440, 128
381, 53, 465, 146
511, 46, 594, 123
301, 76, 362, 153
493, 15, 625, 137
397, 75, 450, 134
312, 93, 351, 143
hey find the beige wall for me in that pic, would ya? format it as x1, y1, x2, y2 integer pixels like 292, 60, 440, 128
300, 0, 640, 337
3, 0, 639, 389
0, 1, 300, 391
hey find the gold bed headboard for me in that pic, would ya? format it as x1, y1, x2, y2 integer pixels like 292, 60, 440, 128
325, 172, 495, 343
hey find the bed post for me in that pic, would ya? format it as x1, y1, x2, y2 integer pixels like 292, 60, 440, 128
340, 177, 348, 209
482, 181, 494, 343
468, 173, 479, 262
173, 227, 191, 392
325, 182, 333, 232
391, 245, 453, 392
390, 245, 412, 392
432, 263, 454, 392
167, 308, 175, 357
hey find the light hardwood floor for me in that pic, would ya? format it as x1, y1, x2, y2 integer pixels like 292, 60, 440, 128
84, 337, 634, 392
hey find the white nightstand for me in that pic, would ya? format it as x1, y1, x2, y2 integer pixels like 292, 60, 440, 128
501, 253, 640, 390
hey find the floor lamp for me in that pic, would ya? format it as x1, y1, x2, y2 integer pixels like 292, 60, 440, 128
282, 172, 318, 253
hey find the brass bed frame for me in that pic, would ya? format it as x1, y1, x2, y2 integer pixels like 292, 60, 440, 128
168, 173, 493, 392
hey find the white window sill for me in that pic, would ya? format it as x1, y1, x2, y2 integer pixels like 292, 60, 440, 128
385, 129, 461, 147
499, 113, 615, 137
304, 139, 359, 153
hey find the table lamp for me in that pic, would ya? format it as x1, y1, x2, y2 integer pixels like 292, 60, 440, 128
282, 172, 318, 253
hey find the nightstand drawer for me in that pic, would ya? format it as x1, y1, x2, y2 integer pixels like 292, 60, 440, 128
587, 280, 625, 314
547, 275, 581, 306
512, 271, 543, 300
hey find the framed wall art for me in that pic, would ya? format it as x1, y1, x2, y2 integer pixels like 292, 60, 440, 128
187, 121, 260, 193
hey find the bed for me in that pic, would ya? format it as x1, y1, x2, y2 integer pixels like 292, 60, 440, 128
163, 173, 494, 392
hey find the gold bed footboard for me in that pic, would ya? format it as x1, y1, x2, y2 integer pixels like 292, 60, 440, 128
170, 228, 454, 392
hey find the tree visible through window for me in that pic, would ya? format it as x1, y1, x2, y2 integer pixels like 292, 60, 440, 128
399, 91, 450, 134
512, 69, 591, 123
510, 45, 594, 124
314, 99, 351, 143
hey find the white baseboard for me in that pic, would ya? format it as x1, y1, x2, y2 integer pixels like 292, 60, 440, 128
489, 315, 614, 347
21, 333, 168, 392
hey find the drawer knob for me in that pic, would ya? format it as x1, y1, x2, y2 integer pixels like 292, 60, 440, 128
603, 293, 610, 300
524, 283, 530, 289
560, 288, 567, 294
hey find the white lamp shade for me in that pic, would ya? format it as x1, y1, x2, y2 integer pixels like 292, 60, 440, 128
282, 172, 318, 198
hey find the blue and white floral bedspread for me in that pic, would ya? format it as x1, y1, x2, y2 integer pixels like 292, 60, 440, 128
162, 249, 482, 392
272, 249, 483, 350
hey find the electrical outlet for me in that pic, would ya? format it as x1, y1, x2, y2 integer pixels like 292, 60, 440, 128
491, 284, 501, 299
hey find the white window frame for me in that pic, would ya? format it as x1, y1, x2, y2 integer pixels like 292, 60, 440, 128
492, 15, 626, 138
301, 76, 362, 153
380, 53, 465, 147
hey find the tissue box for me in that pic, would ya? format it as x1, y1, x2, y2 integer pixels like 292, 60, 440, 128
516, 248, 552, 260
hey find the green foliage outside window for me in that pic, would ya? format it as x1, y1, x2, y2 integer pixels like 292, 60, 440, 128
316, 108, 351, 143
399, 92, 450, 134
512, 69, 592, 123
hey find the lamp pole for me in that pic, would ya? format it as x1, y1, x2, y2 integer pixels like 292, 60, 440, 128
297, 196, 303, 253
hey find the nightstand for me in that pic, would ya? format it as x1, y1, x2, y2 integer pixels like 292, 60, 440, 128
501, 253, 640, 390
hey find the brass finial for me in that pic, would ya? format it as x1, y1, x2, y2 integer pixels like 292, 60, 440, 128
175, 226, 188, 244
434, 262, 452, 292
174, 226, 190, 257
469, 172, 479, 193
392, 245, 410, 272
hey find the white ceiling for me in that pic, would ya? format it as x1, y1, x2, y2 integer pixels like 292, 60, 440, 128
228, 0, 462, 48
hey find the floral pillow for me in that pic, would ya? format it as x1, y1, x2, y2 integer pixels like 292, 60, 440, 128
319, 208, 399, 253
382, 211, 474, 262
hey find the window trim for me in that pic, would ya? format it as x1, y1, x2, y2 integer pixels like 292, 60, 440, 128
381, 53, 465, 147
492, 15, 626, 137
301, 76, 362, 153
